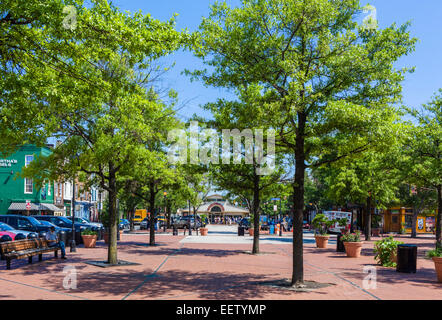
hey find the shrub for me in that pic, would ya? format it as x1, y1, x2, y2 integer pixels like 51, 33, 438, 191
312, 214, 335, 236
341, 230, 362, 242
81, 229, 98, 236
373, 236, 403, 267
426, 247, 442, 259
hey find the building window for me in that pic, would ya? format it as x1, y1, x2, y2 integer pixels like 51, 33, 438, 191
25, 178, 33, 194
25, 155, 34, 167
405, 215, 413, 228
392, 216, 399, 224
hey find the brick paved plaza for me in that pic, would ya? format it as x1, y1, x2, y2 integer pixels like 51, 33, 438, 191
0, 225, 440, 300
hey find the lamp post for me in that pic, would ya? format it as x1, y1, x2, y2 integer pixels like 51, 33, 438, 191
70, 179, 76, 252
163, 191, 167, 232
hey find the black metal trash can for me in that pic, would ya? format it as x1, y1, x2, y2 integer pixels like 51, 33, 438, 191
238, 226, 245, 236
336, 233, 345, 252
173, 227, 178, 236
396, 244, 417, 273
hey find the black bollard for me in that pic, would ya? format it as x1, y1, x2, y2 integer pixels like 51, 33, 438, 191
337, 233, 346, 252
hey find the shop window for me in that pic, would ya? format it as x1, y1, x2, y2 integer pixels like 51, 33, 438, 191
405, 215, 413, 228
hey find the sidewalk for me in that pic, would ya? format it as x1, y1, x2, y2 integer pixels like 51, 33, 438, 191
0, 229, 440, 300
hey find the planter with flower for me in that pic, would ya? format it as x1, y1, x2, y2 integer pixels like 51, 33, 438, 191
81, 229, 98, 248
427, 247, 442, 283
373, 236, 403, 267
341, 231, 363, 257
199, 214, 209, 236
312, 214, 336, 248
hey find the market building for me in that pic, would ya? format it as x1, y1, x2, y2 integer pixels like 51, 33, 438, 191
0, 145, 62, 215
180, 194, 249, 223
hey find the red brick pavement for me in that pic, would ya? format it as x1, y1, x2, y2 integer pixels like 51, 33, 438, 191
0, 234, 440, 300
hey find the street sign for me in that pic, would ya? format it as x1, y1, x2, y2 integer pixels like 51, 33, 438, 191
273, 205, 278, 212
25, 201, 31, 210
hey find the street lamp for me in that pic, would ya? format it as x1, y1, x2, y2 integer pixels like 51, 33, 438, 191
70, 178, 76, 252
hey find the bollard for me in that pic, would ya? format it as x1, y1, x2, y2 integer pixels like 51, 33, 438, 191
173, 226, 178, 236
188, 227, 192, 236
336, 233, 345, 252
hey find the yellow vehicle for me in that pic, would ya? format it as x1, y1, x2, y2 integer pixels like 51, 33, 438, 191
133, 209, 148, 224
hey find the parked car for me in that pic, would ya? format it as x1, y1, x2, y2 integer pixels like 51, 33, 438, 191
32, 215, 90, 233
238, 218, 250, 230
0, 215, 66, 235
303, 220, 310, 230
171, 216, 202, 229
0, 222, 38, 239
66, 216, 104, 231
119, 219, 130, 230
140, 217, 150, 230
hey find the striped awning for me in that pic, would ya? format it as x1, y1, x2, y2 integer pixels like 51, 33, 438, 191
8, 202, 64, 213
8, 202, 40, 211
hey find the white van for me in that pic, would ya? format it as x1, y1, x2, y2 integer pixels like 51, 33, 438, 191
323, 211, 352, 233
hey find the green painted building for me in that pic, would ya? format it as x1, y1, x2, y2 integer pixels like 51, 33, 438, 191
0, 145, 61, 215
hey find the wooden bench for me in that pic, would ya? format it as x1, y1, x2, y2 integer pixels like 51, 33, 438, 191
0, 238, 60, 270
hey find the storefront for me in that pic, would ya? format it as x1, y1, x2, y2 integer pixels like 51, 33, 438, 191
180, 194, 249, 223
383, 207, 437, 234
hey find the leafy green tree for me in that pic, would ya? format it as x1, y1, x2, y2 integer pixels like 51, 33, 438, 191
19, 1, 188, 264
200, 96, 288, 254
400, 91, 442, 248
190, 0, 416, 286
325, 150, 402, 240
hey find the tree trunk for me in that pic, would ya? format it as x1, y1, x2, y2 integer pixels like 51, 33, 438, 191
365, 195, 372, 241
107, 165, 118, 265
252, 173, 260, 255
411, 206, 418, 238
129, 207, 135, 232
436, 185, 442, 249
166, 205, 171, 228
149, 183, 156, 246
291, 112, 306, 287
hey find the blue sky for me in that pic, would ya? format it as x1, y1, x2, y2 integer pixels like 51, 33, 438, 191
109, 0, 442, 122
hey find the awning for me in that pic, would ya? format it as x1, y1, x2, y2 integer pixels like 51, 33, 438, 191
8, 202, 64, 213
40, 203, 64, 213
8, 202, 40, 211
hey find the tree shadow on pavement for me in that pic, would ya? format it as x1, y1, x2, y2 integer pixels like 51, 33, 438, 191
340, 266, 442, 290
124, 246, 247, 258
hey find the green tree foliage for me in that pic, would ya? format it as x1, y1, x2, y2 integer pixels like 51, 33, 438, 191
189, 0, 416, 286
400, 91, 442, 248
17, 0, 189, 264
